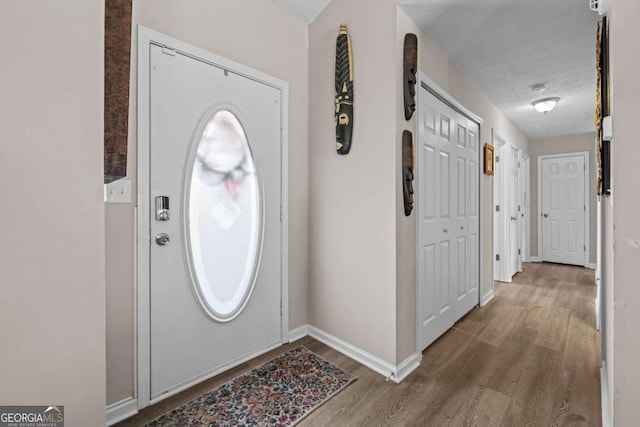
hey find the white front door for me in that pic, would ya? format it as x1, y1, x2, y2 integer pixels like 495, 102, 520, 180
541, 154, 586, 266
418, 85, 479, 350
509, 146, 520, 276
148, 43, 282, 400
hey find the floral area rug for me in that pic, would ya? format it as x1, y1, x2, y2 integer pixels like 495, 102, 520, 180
146, 346, 356, 426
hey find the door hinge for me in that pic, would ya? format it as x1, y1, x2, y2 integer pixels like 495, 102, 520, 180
518, 205, 521, 212
161, 46, 176, 56
518, 249, 521, 255
496, 205, 500, 212
584, 245, 586, 252
584, 205, 586, 211
496, 254, 500, 261
518, 161, 521, 168
496, 156, 500, 162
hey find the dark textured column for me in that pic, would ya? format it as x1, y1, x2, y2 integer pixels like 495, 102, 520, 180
104, 0, 132, 183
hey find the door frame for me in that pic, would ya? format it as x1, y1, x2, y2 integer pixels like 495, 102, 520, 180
492, 130, 510, 282
537, 151, 590, 267
135, 26, 289, 409
521, 153, 531, 263
509, 145, 523, 275
415, 72, 484, 355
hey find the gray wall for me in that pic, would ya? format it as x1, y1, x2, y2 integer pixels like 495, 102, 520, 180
610, 3, 640, 424
106, 0, 310, 405
307, 3, 531, 367
529, 133, 597, 264
309, 0, 399, 364
0, 2, 106, 425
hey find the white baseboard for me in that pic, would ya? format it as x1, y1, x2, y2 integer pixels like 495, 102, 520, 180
288, 325, 309, 342
601, 363, 612, 427
106, 397, 138, 426
530, 256, 542, 262
587, 263, 597, 270
481, 290, 495, 306
302, 325, 420, 384
395, 352, 422, 383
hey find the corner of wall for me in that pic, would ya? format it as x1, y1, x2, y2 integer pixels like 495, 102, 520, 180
307, 0, 399, 365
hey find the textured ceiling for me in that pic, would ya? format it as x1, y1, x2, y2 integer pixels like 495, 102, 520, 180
267, 0, 600, 141
266, 0, 331, 24
400, 0, 600, 141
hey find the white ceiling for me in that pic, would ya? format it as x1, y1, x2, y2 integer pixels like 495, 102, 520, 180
267, 0, 600, 141
266, 0, 331, 24
399, 0, 600, 141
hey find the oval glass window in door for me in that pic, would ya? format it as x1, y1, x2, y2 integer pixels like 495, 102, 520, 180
187, 109, 262, 321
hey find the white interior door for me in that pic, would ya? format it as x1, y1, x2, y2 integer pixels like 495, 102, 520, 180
148, 43, 282, 400
509, 146, 520, 276
541, 154, 586, 266
418, 85, 479, 351
492, 134, 509, 282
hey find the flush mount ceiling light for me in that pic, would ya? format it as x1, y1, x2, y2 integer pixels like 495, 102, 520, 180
532, 97, 560, 114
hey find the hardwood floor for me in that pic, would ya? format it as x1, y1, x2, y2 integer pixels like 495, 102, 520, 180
117, 262, 601, 426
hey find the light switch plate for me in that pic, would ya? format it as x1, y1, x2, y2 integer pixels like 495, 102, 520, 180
602, 116, 612, 141
105, 179, 131, 203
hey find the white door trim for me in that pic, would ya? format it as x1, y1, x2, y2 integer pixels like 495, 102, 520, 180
492, 130, 510, 282
136, 26, 289, 410
522, 153, 531, 263
537, 151, 589, 267
510, 145, 523, 275
415, 71, 484, 356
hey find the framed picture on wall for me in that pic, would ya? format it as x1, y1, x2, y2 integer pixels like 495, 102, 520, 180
484, 143, 495, 175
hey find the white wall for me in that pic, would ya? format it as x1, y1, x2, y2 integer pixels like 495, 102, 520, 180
106, 0, 309, 404
528, 133, 597, 264
610, 2, 640, 424
309, 0, 399, 364
0, 2, 106, 426
395, 8, 530, 361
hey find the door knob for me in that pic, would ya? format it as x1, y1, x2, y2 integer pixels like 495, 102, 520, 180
511, 216, 517, 221
543, 213, 549, 218
155, 233, 170, 246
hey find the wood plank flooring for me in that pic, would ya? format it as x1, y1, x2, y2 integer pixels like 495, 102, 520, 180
117, 262, 601, 426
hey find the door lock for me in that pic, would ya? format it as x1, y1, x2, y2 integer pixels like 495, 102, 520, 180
155, 233, 170, 246
156, 196, 170, 221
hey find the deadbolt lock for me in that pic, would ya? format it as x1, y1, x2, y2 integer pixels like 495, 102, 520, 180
156, 196, 170, 221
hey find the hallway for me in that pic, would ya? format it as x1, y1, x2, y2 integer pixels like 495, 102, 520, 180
300, 262, 601, 426
120, 262, 601, 426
